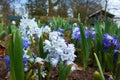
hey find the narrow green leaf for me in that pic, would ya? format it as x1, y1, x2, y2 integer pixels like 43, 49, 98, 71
8, 34, 16, 80
63, 65, 71, 79
0, 19, 4, 32
105, 20, 111, 33
10, 24, 16, 33
26, 69, 33, 80
79, 25, 90, 70
94, 53, 105, 80
38, 66, 41, 80
94, 21, 103, 40
78, 13, 81, 23
58, 61, 71, 80
14, 30, 24, 80
0, 31, 5, 40
39, 36, 45, 58
114, 62, 120, 80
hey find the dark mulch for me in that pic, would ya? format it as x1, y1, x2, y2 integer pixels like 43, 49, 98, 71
50, 67, 98, 80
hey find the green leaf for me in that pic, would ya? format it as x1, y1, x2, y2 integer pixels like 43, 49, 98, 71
59, 61, 64, 73
8, 29, 24, 80
58, 61, 71, 80
79, 25, 91, 70
26, 69, 33, 80
39, 36, 45, 58
0, 31, 5, 40
14, 30, 24, 80
38, 65, 41, 80
0, 19, 4, 32
104, 53, 114, 72
105, 20, 111, 33
78, 13, 81, 23
10, 24, 16, 33
63, 65, 71, 79
94, 53, 105, 80
94, 21, 103, 41
8, 34, 16, 80
94, 21, 104, 68
114, 61, 120, 80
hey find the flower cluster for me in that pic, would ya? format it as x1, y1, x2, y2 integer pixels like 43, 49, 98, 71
44, 31, 76, 67
41, 25, 51, 34
72, 27, 95, 40
20, 17, 42, 44
72, 27, 80, 40
102, 33, 120, 50
20, 16, 51, 44
102, 33, 120, 61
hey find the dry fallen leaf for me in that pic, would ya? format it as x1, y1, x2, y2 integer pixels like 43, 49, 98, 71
0, 42, 7, 56
70, 63, 83, 71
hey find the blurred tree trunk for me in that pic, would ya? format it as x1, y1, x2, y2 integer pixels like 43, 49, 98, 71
85, 0, 89, 24
0, 0, 19, 25
26, 0, 47, 18
56, 0, 68, 17
104, 0, 108, 21
69, 0, 102, 23
0, 0, 13, 26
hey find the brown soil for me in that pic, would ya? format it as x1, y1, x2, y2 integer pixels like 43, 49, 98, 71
50, 67, 98, 80
0, 59, 115, 80
68, 67, 98, 80
0, 58, 8, 79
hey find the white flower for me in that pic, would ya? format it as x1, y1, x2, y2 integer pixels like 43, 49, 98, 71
73, 23, 77, 27
71, 65, 76, 71
49, 31, 60, 40
24, 66, 29, 72
44, 40, 51, 46
19, 16, 42, 44
55, 48, 63, 55
50, 58, 59, 67
35, 57, 44, 64
44, 31, 76, 67
28, 58, 34, 63
34, 28, 42, 39
41, 67, 47, 78
23, 49, 30, 58
66, 60, 73, 65
41, 70, 47, 78
41, 25, 51, 33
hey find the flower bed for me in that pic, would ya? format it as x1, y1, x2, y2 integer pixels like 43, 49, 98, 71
0, 16, 120, 80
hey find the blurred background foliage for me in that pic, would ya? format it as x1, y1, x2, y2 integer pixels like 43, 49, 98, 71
0, 0, 102, 24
